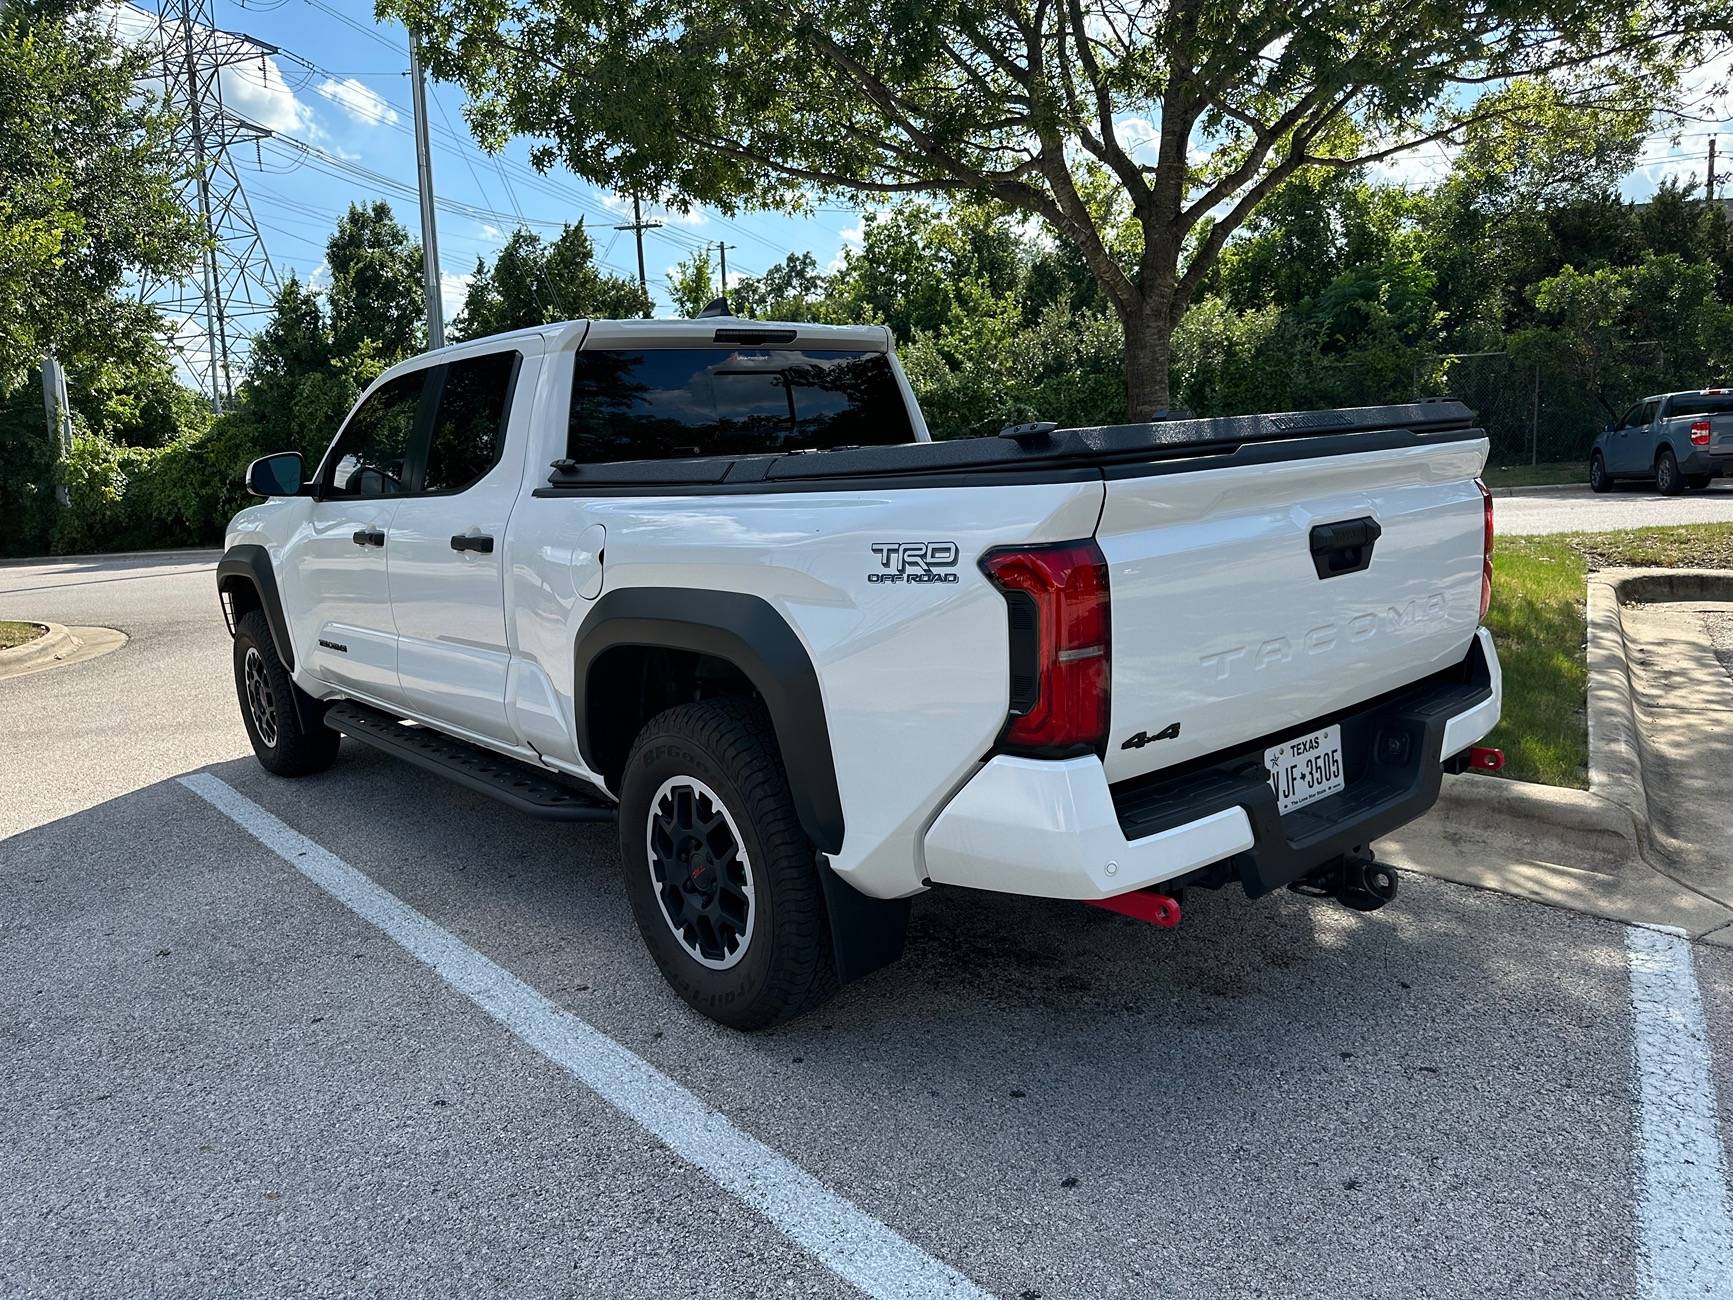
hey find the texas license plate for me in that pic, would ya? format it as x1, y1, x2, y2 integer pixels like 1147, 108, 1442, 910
1265, 725, 1346, 814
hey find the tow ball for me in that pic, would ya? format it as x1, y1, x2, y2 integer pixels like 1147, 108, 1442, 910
1289, 851, 1399, 913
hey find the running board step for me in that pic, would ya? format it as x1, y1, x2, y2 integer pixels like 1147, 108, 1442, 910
323, 701, 615, 821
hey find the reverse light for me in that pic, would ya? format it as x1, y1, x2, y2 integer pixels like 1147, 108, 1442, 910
1691, 420, 1713, 446
981, 540, 1111, 757
1477, 478, 1494, 623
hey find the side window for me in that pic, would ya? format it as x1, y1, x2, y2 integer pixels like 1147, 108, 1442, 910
1619, 404, 1646, 430
422, 351, 518, 494
1638, 400, 1660, 427
323, 372, 423, 498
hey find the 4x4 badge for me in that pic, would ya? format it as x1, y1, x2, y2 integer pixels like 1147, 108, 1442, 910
1122, 723, 1181, 749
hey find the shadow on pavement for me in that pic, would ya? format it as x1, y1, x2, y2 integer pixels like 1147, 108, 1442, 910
0, 744, 1641, 1300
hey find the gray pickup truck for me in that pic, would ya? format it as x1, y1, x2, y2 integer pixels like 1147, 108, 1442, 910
1590, 389, 1733, 494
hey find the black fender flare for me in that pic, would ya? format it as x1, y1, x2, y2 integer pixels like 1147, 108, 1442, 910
574, 587, 844, 856
216, 544, 294, 672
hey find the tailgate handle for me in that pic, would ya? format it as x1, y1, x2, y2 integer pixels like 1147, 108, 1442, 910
1309, 517, 1381, 578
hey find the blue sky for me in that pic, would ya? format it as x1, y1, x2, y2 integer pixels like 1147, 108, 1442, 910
127, 2, 1732, 337
128, 0, 868, 325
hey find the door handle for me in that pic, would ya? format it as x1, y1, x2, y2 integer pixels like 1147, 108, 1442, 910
351, 529, 385, 547
450, 533, 495, 554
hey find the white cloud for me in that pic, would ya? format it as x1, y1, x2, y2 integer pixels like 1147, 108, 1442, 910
305, 259, 332, 292
225, 56, 316, 135
315, 77, 400, 129
1115, 115, 1160, 165
104, 2, 320, 140
478, 222, 502, 240
603, 193, 707, 226
440, 270, 472, 325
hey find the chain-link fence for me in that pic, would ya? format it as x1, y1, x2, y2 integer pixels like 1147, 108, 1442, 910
1427, 344, 1670, 467
1286, 343, 1680, 467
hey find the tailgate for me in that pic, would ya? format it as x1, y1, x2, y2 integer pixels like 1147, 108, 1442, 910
1098, 438, 1489, 784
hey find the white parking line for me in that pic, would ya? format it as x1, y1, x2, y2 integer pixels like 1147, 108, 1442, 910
1627, 924, 1733, 1299
179, 772, 993, 1300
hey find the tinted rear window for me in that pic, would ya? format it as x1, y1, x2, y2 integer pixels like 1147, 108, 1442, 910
1667, 395, 1733, 419
566, 348, 914, 463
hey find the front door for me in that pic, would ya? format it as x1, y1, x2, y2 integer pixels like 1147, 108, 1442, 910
294, 368, 425, 706
1608, 400, 1655, 474
387, 345, 531, 743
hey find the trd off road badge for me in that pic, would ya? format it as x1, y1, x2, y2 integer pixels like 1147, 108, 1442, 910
868, 541, 960, 584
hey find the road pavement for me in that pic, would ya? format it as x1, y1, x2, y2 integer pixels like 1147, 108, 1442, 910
1498, 480, 1733, 535
4, 553, 1733, 1298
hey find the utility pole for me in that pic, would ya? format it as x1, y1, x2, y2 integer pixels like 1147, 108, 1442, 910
715, 241, 734, 299
40, 355, 73, 506
1709, 138, 1719, 205
613, 195, 662, 317
408, 42, 444, 349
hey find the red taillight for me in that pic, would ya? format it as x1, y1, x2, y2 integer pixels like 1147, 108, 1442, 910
1691, 420, 1712, 446
981, 540, 1111, 757
1477, 478, 1494, 623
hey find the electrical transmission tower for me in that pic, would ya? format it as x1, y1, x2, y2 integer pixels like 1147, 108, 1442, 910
141, 1, 281, 411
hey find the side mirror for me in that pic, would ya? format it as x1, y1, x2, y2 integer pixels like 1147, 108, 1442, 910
246, 451, 304, 498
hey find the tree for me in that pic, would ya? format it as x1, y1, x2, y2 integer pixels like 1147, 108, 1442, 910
452, 221, 650, 338
325, 201, 426, 363
0, 4, 200, 554
666, 247, 715, 317
0, 6, 196, 389
729, 251, 833, 321
388, 0, 1718, 418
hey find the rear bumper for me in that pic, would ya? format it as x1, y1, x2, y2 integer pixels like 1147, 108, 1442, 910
1681, 449, 1733, 476
922, 628, 1500, 901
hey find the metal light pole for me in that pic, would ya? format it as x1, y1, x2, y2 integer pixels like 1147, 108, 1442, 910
409, 43, 445, 348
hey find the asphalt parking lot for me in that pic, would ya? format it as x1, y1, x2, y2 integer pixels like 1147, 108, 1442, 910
6, 550, 1733, 1299
1496, 478, 1733, 535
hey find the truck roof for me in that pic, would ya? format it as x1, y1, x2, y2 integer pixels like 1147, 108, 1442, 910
417, 318, 896, 355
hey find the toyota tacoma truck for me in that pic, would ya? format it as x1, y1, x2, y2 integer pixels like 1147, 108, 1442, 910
218, 316, 1503, 1029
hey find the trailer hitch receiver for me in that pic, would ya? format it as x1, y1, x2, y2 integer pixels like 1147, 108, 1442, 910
1289, 850, 1399, 913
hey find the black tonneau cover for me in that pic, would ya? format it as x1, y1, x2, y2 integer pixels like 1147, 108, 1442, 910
538, 400, 1482, 495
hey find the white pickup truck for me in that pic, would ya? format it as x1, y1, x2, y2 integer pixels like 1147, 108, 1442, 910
220, 316, 1502, 1028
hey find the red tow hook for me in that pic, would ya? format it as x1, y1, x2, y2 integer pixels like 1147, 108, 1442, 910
1086, 889, 1182, 928
1467, 746, 1505, 772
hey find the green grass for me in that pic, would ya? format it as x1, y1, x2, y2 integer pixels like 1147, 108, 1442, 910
0, 621, 43, 650
1479, 460, 1581, 489
1483, 523, 1733, 786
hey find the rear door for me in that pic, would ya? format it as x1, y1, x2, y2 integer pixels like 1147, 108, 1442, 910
386, 343, 533, 743
1095, 438, 1489, 783
294, 369, 425, 705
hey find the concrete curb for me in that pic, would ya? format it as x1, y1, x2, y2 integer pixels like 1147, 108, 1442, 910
1421, 567, 1733, 934
1487, 482, 1579, 498
0, 546, 221, 568
0, 622, 78, 675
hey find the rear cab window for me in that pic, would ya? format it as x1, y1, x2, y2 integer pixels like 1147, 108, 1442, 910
1664, 394, 1733, 420
421, 350, 519, 493
566, 348, 915, 464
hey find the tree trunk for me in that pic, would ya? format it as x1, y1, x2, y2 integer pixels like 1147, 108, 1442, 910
1122, 308, 1174, 420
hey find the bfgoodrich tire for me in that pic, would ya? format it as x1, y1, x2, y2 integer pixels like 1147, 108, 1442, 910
619, 698, 837, 1030
232, 609, 340, 777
